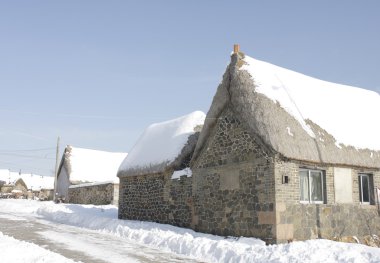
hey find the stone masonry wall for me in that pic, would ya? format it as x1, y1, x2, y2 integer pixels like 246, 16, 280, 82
274, 159, 380, 243
117, 103, 380, 244
118, 172, 192, 228
68, 183, 118, 205
192, 107, 277, 243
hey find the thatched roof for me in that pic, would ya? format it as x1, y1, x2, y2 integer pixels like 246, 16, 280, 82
192, 51, 380, 169
118, 111, 205, 177
0, 169, 53, 190
58, 146, 127, 183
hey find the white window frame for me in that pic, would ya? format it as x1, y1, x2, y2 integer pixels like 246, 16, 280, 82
358, 173, 371, 205
299, 169, 324, 204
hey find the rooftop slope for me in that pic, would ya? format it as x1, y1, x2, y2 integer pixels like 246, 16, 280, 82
240, 56, 380, 151
193, 52, 380, 168
64, 146, 127, 183
118, 111, 205, 177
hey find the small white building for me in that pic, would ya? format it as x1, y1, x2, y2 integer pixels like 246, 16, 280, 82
55, 146, 127, 204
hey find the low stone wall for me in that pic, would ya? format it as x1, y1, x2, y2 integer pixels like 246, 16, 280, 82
276, 203, 380, 243
118, 173, 192, 227
68, 183, 119, 205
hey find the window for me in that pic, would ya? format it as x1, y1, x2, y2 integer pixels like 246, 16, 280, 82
300, 169, 325, 204
359, 174, 372, 204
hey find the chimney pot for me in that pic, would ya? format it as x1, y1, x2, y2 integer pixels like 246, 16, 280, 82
233, 44, 240, 53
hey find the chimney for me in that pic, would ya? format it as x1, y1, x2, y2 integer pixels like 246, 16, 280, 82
233, 44, 240, 54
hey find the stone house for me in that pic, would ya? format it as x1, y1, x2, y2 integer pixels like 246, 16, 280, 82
118, 47, 380, 244
118, 111, 205, 226
55, 145, 127, 205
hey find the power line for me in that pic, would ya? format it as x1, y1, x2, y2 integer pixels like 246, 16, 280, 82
0, 147, 55, 152
0, 153, 55, 160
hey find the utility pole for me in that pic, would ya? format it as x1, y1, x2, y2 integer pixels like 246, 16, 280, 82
53, 136, 60, 202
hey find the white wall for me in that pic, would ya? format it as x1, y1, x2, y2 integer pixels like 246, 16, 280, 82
56, 166, 70, 201
334, 167, 353, 203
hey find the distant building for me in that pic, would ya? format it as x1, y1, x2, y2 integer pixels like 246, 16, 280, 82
0, 169, 54, 199
55, 146, 127, 205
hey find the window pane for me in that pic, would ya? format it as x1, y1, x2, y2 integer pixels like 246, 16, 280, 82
300, 170, 309, 201
310, 171, 323, 202
361, 175, 370, 203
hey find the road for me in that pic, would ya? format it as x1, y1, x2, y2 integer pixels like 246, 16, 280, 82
0, 211, 200, 263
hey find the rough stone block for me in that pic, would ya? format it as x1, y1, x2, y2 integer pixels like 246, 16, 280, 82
276, 224, 294, 240
258, 211, 276, 225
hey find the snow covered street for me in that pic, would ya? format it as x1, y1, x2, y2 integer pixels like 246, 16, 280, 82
0, 212, 194, 263
0, 199, 380, 262
0, 200, 199, 263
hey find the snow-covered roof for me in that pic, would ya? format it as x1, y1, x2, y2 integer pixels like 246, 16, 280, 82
118, 111, 205, 176
240, 55, 380, 151
0, 169, 54, 191
193, 52, 380, 168
18, 173, 54, 191
62, 146, 127, 183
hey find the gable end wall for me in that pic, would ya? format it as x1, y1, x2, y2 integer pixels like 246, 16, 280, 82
192, 107, 277, 242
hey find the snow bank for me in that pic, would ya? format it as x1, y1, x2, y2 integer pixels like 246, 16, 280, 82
67, 147, 127, 183
240, 56, 380, 150
119, 111, 205, 173
1, 200, 379, 263
0, 231, 76, 263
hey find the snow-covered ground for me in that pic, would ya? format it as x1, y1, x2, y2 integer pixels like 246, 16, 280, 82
0, 200, 379, 263
0, 231, 75, 263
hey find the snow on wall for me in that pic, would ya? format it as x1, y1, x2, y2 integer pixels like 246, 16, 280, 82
171, 167, 192, 180
68, 180, 115, 189
119, 111, 205, 173
240, 55, 380, 151
68, 147, 127, 183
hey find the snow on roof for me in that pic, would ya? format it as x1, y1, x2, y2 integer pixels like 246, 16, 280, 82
240, 55, 380, 151
0, 169, 10, 180
192, 52, 380, 168
17, 173, 55, 191
66, 147, 127, 183
0, 169, 54, 191
119, 111, 205, 174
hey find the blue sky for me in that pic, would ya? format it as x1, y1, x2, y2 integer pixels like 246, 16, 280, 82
0, 1, 379, 176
